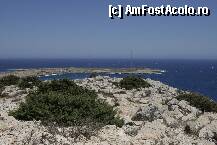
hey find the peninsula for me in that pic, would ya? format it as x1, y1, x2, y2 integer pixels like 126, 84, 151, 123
0, 67, 162, 78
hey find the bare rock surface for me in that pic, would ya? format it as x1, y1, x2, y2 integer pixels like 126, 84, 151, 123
0, 76, 217, 145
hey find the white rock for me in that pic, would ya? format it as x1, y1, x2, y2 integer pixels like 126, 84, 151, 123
0, 76, 216, 145
132, 104, 163, 121
168, 98, 179, 106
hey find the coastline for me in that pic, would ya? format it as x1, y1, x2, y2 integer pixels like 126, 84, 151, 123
0, 67, 162, 78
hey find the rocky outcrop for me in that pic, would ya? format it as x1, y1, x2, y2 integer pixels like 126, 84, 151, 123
132, 104, 163, 121
0, 76, 217, 145
1, 85, 25, 98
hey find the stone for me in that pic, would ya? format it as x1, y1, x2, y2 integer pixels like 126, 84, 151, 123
167, 98, 179, 106
123, 124, 140, 136
132, 104, 162, 122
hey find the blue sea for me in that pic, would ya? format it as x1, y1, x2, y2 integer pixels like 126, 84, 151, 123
0, 59, 217, 101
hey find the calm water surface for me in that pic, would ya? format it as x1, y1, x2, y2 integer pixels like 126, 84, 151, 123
0, 59, 217, 100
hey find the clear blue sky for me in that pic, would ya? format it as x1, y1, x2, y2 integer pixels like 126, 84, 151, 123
0, 0, 216, 59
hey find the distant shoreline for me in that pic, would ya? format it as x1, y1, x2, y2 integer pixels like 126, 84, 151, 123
0, 67, 163, 78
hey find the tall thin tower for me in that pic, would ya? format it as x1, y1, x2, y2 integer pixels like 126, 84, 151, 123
130, 49, 134, 69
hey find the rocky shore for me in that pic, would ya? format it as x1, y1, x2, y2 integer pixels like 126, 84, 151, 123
0, 76, 217, 145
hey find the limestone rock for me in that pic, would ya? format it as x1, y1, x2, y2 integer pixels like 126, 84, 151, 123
1, 85, 25, 98
132, 104, 163, 122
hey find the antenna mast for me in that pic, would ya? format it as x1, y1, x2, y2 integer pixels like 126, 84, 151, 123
130, 49, 134, 69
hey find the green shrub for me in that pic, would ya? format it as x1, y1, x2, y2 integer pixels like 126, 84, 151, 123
112, 82, 119, 87
0, 75, 41, 89
0, 75, 20, 97
213, 132, 217, 143
177, 93, 217, 113
184, 125, 192, 134
9, 79, 124, 128
18, 76, 41, 89
89, 73, 98, 78
0, 83, 4, 90
118, 76, 151, 90
0, 83, 4, 97
0, 75, 20, 86
37, 79, 95, 96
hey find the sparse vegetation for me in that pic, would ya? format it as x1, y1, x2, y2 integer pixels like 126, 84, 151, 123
9, 79, 124, 129
177, 93, 217, 113
116, 76, 151, 90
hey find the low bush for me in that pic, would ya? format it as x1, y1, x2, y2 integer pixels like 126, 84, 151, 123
117, 76, 151, 90
0, 75, 41, 89
0, 75, 20, 86
9, 79, 124, 128
213, 132, 217, 143
18, 76, 41, 89
0, 83, 4, 90
177, 93, 217, 113
0, 75, 19, 97
89, 73, 98, 78
0, 83, 4, 96
37, 79, 95, 96
184, 125, 192, 134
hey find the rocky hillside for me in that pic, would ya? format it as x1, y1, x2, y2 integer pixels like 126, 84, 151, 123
0, 76, 217, 145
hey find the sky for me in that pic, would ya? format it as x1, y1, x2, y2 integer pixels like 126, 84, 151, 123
0, 0, 216, 59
